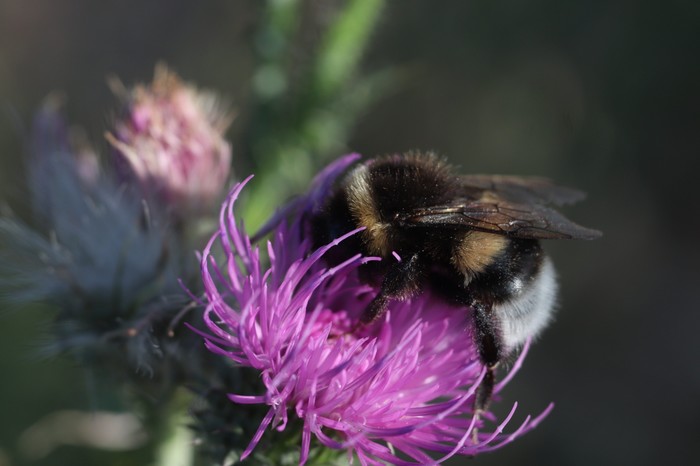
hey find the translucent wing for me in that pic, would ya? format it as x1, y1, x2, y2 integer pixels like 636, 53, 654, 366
459, 174, 587, 206
401, 198, 602, 240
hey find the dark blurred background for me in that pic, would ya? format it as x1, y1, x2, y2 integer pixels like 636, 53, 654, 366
1, 1, 699, 465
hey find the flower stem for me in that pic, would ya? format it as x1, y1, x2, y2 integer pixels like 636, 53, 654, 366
153, 392, 194, 466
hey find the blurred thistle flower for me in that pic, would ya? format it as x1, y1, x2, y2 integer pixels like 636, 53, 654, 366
107, 64, 233, 215
199, 155, 552, 465
0, 99, 190, 377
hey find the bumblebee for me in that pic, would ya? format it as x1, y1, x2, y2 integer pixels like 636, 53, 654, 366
308, 152, 601, 411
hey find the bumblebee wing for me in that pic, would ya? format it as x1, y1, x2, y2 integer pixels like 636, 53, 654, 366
401, 199, 602, 240
460, 174, 587, 205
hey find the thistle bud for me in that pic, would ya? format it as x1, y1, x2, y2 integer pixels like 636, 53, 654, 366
108, 65, 233, 214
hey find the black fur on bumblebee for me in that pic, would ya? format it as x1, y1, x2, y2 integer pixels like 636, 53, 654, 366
308, 152, 601, 412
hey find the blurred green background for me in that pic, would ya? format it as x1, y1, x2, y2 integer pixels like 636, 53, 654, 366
1, 1, 699, 465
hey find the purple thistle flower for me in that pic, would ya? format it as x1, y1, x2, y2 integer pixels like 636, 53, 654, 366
199, 154, 553, 465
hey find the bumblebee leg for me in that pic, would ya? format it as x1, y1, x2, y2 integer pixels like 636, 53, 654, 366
361, 254, 423, 323
471, 301, 503, 412
475, 365, 496, 412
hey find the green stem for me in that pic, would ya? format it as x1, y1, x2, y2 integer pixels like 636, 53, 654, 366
311, 0, 385, 101
153, 394, 194, 466
242, 0, 387, 231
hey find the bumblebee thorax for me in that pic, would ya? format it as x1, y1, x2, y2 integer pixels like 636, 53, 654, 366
345, 154, 457, 257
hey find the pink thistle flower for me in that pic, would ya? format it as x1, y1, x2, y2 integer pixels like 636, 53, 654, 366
199, 154, 552, 465
107, 64, 233, 213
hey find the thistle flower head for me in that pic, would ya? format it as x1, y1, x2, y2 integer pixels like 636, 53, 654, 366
1, 100, 193, 379
108, 65, 232, 214
200, 154, 552, 465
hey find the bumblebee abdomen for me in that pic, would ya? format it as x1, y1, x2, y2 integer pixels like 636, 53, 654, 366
451, 231, 509, 282
463, 238, 555, 350
494, 257, 558, 349
467, 239, 543, 300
